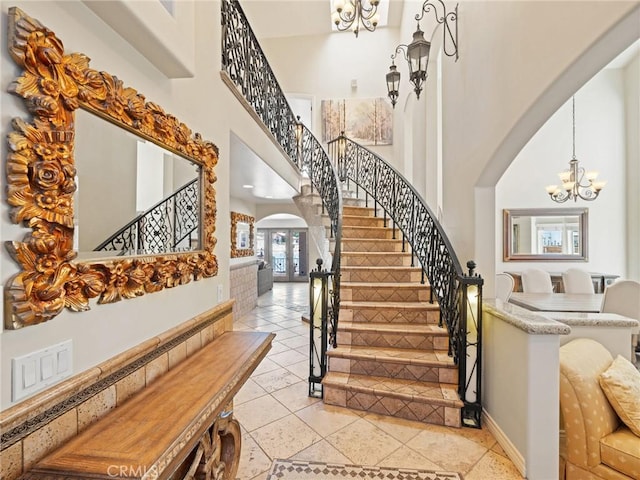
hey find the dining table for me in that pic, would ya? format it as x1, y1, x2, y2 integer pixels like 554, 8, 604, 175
508, 292, 604, 313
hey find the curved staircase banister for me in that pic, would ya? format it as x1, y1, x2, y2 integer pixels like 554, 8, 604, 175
221, 0, 343, 344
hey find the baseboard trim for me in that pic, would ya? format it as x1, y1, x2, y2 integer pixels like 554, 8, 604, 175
483, 409, 526, 478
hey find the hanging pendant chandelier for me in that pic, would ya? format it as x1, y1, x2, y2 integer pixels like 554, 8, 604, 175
546, 96, 606, 203
331, 0, 380, 38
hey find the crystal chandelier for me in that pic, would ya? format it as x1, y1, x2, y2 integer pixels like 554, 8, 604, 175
331, 0, 380, 38
546, 96, 606, 202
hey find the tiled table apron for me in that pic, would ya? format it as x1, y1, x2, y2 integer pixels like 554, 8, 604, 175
481, 299, 638, 480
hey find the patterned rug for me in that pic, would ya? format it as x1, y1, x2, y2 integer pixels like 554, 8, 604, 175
266, 459, 463, 480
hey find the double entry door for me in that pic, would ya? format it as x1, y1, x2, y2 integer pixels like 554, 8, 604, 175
256, 229, 309, 282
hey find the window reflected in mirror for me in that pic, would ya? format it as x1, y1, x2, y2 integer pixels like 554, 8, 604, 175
503, 208, 588, 261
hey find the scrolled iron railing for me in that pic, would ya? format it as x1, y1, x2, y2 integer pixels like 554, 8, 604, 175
221, 0, 342, 347
328, 135, 484, 428
95, 178, 199, 255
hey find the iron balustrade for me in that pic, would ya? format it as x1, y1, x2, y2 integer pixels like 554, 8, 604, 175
221, 0, 343, 347
95, 178, 199, 255
327, 135, 483, 428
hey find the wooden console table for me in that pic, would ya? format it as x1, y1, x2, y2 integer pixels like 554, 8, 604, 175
506, 272, 618, 294
19, 331, 274, 480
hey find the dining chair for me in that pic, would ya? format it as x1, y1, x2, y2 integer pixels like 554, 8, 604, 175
521, 268, 554, 293
562, 268, 594, 294
600, 280, 640, 363
495, 273, 515, 302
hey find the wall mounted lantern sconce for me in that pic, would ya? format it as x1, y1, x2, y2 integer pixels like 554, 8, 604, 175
386, 1, 459, 107
309, 259, 332, 398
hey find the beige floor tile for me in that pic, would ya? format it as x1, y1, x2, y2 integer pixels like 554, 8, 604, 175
268, 349, 307, 367
236, 433, 272, 480
406, 428, 487, 474
252, 367, 302, 393
251, 358, 281, 376
275, 319, 306, 329
325, 418, 402, 466
278, 335, 309, 349
265, 342, 290, 355
362, 412, 424, 444
268, 329, 299, 341
234, 395, 289, 432
295, 402, 362, 437
290, 439, 353, 464
376, 445, 443, 471
271, 381, 321, 413
235, 379, 268, 406
284, 360, 309, 380
251, 415, 322, 460
464, 450, 524, 480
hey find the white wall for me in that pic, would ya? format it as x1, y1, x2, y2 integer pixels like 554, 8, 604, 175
496, 69, 629, 277
0, 0, 300, 409
624, 54, 640, 281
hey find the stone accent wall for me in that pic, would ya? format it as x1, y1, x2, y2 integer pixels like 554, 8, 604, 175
230, 261, 258, 319
0, 302, 235, 480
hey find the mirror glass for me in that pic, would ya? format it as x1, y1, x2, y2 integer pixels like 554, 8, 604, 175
236, 222, 250, 249
503, 208, 588, 261
74, 110, 201, 259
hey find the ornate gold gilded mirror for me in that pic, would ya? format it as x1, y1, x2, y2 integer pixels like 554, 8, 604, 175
5, 7, 218, 329
230, 212, 254, 258
503, 208, 588, 261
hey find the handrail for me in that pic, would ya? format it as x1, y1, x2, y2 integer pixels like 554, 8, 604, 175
95, 178, 199, 255
221, 0, 342, 346
327, 135, 483, 428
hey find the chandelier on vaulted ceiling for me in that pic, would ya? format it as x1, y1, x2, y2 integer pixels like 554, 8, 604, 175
546, 96, 606, 203
331, 0, 380, 37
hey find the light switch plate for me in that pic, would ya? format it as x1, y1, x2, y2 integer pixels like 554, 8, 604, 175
12, 340, 73, 402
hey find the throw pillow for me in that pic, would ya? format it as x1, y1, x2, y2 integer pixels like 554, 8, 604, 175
599, 355, 640, 436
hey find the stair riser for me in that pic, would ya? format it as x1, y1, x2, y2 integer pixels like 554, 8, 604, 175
342, 217, 385, 228
342, 227, 394, 239
342, 287, 429, 302
337, 331, 449, 351
340, 307, 441, 325
341, 269, 423, 283
328, 357, 458, 385
342, 254, 412, 267
323, 386, 461, 428
342, 240, 405, 252
343, 206, 375, 217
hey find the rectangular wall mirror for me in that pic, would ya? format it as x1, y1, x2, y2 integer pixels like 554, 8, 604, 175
231, 212, 254, 258
503, 208, 588, 261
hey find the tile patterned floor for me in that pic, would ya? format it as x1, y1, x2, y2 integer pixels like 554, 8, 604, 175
233, 283, 524, 480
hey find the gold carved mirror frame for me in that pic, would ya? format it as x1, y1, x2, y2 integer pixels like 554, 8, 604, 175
230, 212, 254, 258
4, 8, 218, 329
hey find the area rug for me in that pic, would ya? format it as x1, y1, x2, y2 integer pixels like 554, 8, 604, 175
266, 459, 463, 480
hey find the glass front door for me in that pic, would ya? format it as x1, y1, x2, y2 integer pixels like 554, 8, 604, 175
259, 228, 308, 282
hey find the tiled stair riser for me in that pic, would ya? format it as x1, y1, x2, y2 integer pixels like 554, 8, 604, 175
341, 253, 413, 267
328, 357, 457, 385
341, 227, 395, 239
342, 216, 385, 227
340, 307, 441, 325
341, 268, 423, 283
341, 286, 429, 302
341, 239, 405, 252
336, 331, 449, 351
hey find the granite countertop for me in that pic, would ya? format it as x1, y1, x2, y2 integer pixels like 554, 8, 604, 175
484, 299, 639, 334
541, 311, 639, 327
483, 299, 571, 335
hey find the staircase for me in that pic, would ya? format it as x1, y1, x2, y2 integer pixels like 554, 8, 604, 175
323, 204, 464, 428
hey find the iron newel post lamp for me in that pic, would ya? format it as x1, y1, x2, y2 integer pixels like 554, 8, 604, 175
309, 259, 332, 398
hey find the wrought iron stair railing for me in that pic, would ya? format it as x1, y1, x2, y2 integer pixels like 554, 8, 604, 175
221, 0, 343, 347
95, 178, 199, 255
328, 135, 484, 428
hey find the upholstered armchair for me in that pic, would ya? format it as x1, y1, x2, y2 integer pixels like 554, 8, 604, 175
559, 338, 640, 479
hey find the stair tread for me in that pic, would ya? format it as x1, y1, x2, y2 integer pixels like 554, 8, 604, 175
341, 300, 439, 309
323, 371, 463, 407
328, 345, 453, 365
339, 322, 447, 335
